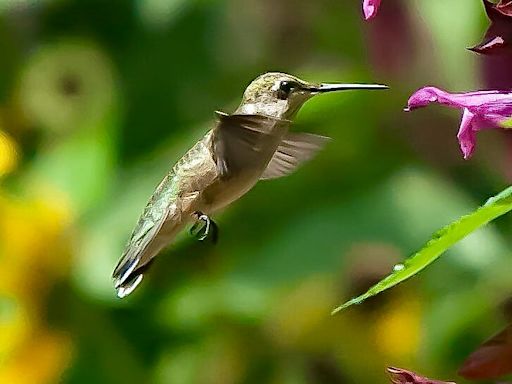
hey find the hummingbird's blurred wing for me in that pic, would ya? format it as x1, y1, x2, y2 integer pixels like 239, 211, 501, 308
260, 132, 331, 180
112, 173, 176, 298
212, 112, 290, 178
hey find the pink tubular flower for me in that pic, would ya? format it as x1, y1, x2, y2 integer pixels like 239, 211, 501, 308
363, 0, 382, 20
405, 86, 512, 159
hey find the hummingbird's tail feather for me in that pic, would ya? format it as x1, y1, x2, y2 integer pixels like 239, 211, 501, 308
111, 171, 183, 298
114, 258, 155, 298
116, 273, 143, 298
112, 200, 187, 298
113, 252, 139, 289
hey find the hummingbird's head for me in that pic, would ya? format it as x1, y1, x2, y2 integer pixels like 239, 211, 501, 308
236, 72, 388, 120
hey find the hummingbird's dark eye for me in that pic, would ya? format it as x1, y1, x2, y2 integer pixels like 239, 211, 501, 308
277, 80, 298, 100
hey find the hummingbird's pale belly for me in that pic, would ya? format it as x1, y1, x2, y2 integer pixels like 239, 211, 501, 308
200, 171, 262, 213
177, 131, 277, 214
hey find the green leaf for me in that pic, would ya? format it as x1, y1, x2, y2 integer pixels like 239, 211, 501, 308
501, 117, 512, 129
332, 185, 512, 314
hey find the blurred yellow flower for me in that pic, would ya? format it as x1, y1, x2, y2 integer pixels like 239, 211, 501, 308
0, 194, 71, 299
0, 330, 72, 384
0, 295, 31, 360
374, 293, 422, 361
0, 191, 73, 384
0, 130, 18, 177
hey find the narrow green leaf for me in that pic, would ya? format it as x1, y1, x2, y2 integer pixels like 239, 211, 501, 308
332, 185, 512, 314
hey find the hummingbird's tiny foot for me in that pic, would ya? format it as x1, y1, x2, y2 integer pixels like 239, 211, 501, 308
190, 211, 218, 243
197, 214, 209, 241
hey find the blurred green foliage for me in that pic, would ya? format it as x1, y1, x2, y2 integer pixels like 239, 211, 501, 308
0, 0, 512, 383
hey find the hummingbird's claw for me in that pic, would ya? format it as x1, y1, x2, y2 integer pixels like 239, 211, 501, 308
190, 212, 218, 243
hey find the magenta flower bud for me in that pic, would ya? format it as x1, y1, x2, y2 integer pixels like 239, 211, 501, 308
387, 367, 455, 384
363, 0, 382, 20
406, 86, 512, 159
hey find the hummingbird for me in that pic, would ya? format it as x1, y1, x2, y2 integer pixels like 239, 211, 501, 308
112, 72, 387, 298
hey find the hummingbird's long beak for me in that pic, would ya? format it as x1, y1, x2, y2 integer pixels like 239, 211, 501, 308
306, 83, 389, 93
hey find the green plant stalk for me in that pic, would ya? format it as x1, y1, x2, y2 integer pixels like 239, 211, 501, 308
332, 185, 512, 314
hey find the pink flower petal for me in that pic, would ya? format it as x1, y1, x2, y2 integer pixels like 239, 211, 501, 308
470, 35, 505, 54
363, 0, 382, 20
457, 109, 478, 159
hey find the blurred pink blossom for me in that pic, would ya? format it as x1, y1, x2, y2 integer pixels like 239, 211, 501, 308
459, 323, 512, 380
471, 0, 512, 54
365, 0, 415, 76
